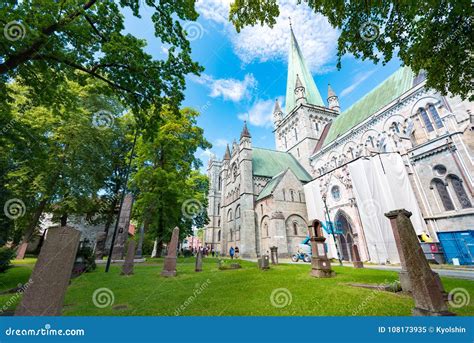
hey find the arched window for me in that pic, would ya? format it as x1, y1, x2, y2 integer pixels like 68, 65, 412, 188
284, 135, 287, 149
218, 219, 221, 227
314, 121, 319, 131
264, 223, 269, 237
431, 179, 455, 211
294, 128, 298, 141
427, 104, 443, 128
293, 222, 298, 235
331, 186, 341, 201
391, 122, 400, 133
290, 189, 295, 201
217, 230, 221, 241
348, 147, 355, 159
217, 203, 220, 215
298, 191, 303, 202
419, 108, 434, 132
235, 206, 241, 218
367, 136, 375, 148
227, 209, 233, 222
218, 176, 222, 190
448, 175, 472, 208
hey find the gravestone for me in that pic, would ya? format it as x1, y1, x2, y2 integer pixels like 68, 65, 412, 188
121, 240, 136, 276
112, 193, 133, 260
195, 250, 203, 272
309, 220, 335, 278
352, 244, 364, 268
258, 255, 270, 270
15, 226, 81, 316
161, 227, 179, 277
15, 242, 28, 260
135, 225, 144, 258
94, 232, 107, 260
385, 209, 454, 316
270, 246, 279, 265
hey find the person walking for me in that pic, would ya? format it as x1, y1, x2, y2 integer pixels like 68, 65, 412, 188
234, 246, 240, 259
229, 246, 235, 260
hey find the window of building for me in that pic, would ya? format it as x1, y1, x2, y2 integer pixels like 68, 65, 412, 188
433, 164, 447, 176
391, 122, 400, 133
217, 230, 221, 241
448, 175, 472, 209
290, 189, 295, 201
293, 222, 298, 235
331, 186, 341, 201
284, 136, 287, 149
218, 176, 222, 190
294, 128, 298, 141
227, 209, 233, 221
264, 223, 269, 237
367, 136, 375, 148
283, 189, 286, 201
314, 121, 319, 131
235, 206, 241, 218
299, 191, 303, 202
218, 219, 221, 227
419, 107, 434, 132
217, 203, 220, 215
432, 179, 455, 211
427, 104, 443, 128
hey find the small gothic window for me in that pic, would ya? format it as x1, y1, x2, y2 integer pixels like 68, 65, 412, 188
448, 175, 472, 209
433, 164, 447, 176
217, 203, 220, 215
419, 108, 434, 132
218, 219, 221, 227
331, 186, 341, 201
264, 223, 269, 237
284, 136, 287, 149
228, 209, 233, 222
235, 206, 241, 218
391, 122, 400, 133
283, 189, 286, 201
290, 190, 295, 201
367, 136, 375, 148
348, 147, 355, 159
427, 104, 443, 128
217, 230, 221, 241
293, 222, 298, 235
218, 176, 222, 190
432, 179, 455, 211
294, 128, 298, 141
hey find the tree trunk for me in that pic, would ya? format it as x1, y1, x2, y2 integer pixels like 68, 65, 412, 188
15, 198, 48, 259
60, 213, 68, 226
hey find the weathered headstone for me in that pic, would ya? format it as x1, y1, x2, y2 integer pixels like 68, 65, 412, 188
15, 242, 28, 260
161, 227, 179, 277
309, 220, 335, 278
352, 244, 364, 268
135, 225, 144, 258
121, 240, 136, 276
385, 209, 454, 316
15, 226, 81, 316
94, 232, 107, 260
258, 255, 270, 270
270, 246, 279, 265
195, 250, 203, 272
112, 193, 133, 260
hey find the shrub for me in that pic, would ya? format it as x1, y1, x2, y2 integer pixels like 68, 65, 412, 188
0, 247, 15, 273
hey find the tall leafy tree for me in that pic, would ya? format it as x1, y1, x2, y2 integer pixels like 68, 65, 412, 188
229, 0, 473, 100
0, 0, 203, 123
131, 106, 211, 255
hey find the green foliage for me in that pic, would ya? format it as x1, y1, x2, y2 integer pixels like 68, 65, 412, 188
229, 1, 473, 101
0, 0, 203, 121
0, 247, 15, 273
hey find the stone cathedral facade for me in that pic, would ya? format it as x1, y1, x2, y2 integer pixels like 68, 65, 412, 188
205, 27, 474, 262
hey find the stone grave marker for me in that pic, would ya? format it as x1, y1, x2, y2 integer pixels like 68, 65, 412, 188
385, 209, 454, 316
161, 227, 179, 277
94, 231, 107, 260
15, 226, 81, 316
270, 246, 279, 265
309, 220, 335, 278
121, 240, 136, 276
352, 244, 364, 268
112, 193, 133, 260
258, 255, 270, 270
195, 250, 203, 272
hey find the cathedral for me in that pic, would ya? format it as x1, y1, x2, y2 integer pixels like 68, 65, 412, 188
205, 27, 474, 263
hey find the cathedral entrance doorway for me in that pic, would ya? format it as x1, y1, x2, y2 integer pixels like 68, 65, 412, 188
334, 211, 355, 261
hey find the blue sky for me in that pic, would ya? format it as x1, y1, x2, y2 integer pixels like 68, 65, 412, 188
123, 1, 402, 166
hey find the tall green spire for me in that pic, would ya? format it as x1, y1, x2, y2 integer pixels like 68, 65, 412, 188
285, 26, 324, 113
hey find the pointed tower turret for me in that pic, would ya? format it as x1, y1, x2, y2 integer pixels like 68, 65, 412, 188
223, 144, 230, 161
240, 120, 251, 139
273, 99, 283, 126
285, 25, 324, 113
327, 83, 340, 113
294, 74, 306, 106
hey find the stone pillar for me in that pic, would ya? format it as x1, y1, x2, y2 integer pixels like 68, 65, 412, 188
270, 246, 279, 265
352, 244, 364, 268
309, 220, 335, 278
112, 193, 133, 260
15, 226, 81, 316
195, 250, 203, 272
121, 240, 136, 276
271, 211, 289, 258
135, 226, 144, 258
385, 209, 454, 316
94, 232, 107, 260
161, 227, 179, 277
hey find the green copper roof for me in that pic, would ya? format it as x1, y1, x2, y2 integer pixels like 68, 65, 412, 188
285, 28, 324, 113
256, 171, 285, 201
252, 147, 312, 182
323, 67, 415, 147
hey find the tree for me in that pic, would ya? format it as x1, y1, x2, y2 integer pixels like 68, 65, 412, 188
229, 0, 473, 100
131, 106, 211, 256
0, 0, 203, 123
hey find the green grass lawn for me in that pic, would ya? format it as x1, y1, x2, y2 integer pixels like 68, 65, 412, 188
0, 257, 473, 316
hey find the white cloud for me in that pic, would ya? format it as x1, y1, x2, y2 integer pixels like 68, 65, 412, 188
200, 149, 216, 160
196, 0, 339, 73
192, 73, 257, 102
238, 96, 284, 127
214, 138, 228, 147
340, 69, 377, 97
